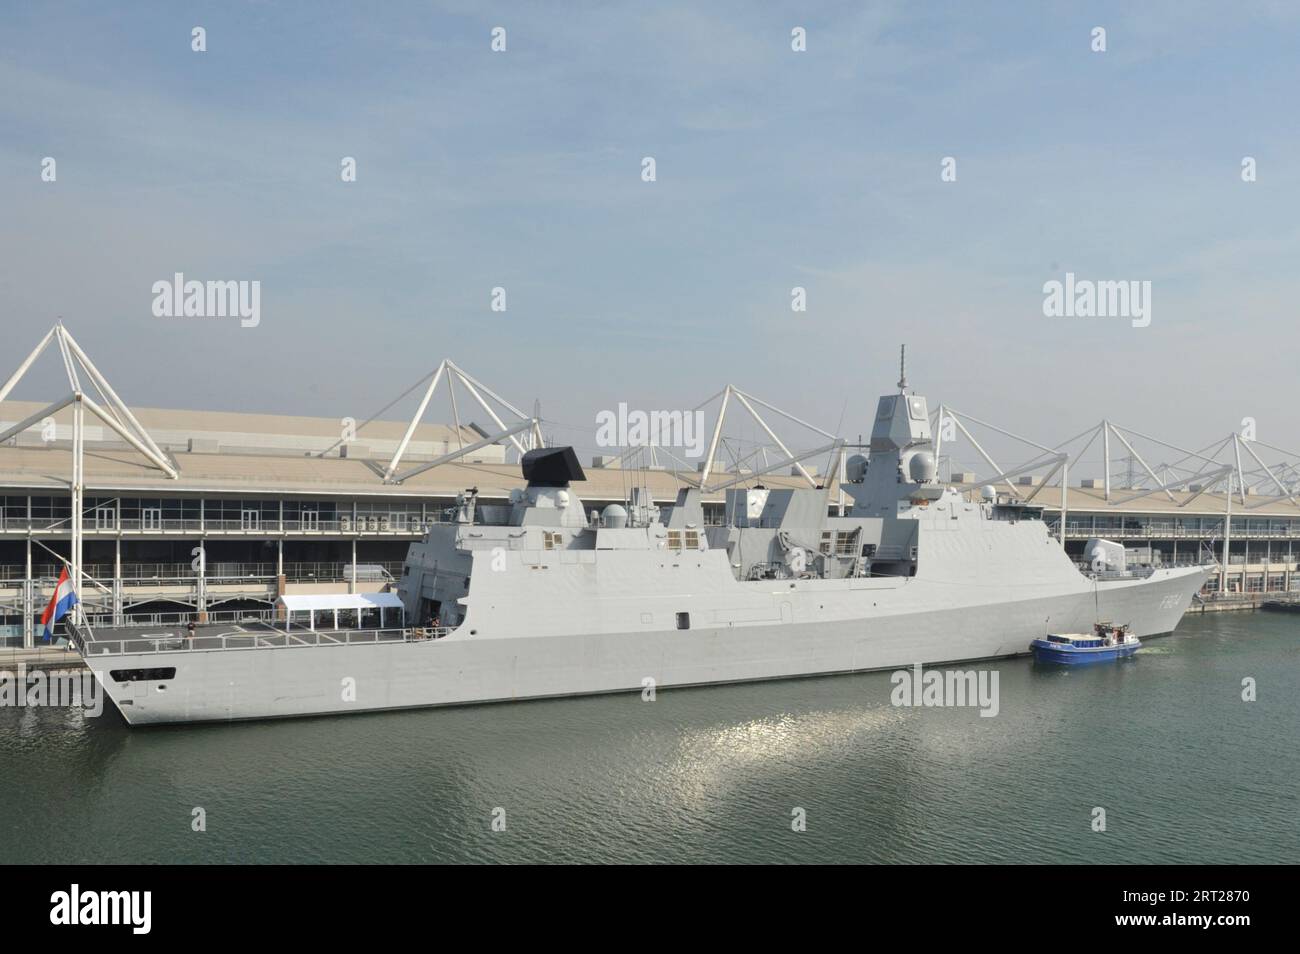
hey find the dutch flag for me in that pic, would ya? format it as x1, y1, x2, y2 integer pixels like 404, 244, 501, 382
41, 566, 79, 642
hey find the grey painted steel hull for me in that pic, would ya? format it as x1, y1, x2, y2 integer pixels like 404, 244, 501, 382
86, 565, 1208, 725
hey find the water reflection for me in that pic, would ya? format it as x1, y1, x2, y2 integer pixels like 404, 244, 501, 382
1, 614, 1296, 863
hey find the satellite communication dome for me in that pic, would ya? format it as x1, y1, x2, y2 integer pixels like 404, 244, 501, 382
845, 454, 869, 483
908, 451, 937, 483
556, 490, 570, 509
980, 485, 997, 501
602, 504, 628, 529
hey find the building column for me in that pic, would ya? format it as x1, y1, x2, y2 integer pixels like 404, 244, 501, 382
196, 538, 207, 622
113, 535, 123, 625
71, 395, 83, 625
22, 536, 33, 648
1221, 478, 1233, 592
276, 538, 285, 600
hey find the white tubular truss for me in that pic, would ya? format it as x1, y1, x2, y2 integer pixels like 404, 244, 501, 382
0, 324, 182, 631
697, 384, 835, 492
381, 359, 538, 483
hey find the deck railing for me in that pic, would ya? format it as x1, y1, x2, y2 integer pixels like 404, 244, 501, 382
0, 561, 402, 584
71, 623, 450, 657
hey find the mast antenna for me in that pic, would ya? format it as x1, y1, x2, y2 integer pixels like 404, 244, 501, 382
897, 344, 908, 392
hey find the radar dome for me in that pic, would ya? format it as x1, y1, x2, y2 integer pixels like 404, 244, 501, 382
602, 504, 628, 529
845, 454, 868, 483
980, 485, 997, 501
908, 451, 937, 483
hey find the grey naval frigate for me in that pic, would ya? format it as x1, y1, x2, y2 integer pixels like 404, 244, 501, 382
72, 375, 1213, 725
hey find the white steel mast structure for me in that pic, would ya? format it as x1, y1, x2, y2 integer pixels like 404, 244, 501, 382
0, 324, 177, 644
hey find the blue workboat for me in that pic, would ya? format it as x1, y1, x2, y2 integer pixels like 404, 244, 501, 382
1031, 623, 1139, 664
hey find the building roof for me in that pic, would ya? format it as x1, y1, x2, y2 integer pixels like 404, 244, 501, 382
275, 593, 403, 613
4, 400, 1287, 515
0, 399, 497, 462
0, 441, 814, 503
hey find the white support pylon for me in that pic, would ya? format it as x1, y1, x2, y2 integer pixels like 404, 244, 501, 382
0, 324, 179, 634
381, 359, 538, 483
0, 324, 177, 479
696, 384, 835, 492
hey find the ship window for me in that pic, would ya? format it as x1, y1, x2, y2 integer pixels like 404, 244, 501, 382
543, 531, 563, 550
109, 667, 177, 682
667, 530, 683, 550
820, 531, 833, 556
835, 530, 858, 556
676, 612, 690, 630
684, 530, 699, 549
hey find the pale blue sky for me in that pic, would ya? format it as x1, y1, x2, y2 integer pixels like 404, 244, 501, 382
2, 1, 1299, 463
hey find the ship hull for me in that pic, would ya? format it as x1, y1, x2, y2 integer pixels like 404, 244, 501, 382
85, 566, 1209, 725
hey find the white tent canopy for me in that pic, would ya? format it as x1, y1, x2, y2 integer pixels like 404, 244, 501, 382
275, 592, 405, 629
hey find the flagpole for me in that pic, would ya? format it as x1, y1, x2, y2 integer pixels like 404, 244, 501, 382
72, 390, 83, 626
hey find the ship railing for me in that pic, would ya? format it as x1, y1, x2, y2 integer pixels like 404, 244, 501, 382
77, 626, 453, 657
1076, 566, 1158, 581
